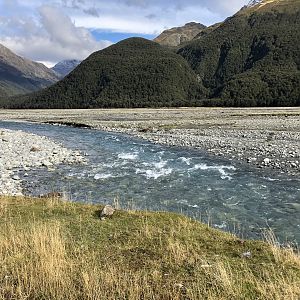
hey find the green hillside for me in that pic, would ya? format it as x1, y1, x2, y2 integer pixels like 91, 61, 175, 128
178, 0, 300, 106
11, 38, 205, 108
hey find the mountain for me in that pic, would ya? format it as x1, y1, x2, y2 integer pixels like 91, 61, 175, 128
52, 60, 81, 78
0, 43, 59, 99
178, 0, 300, 106
246, 0, 263, 8
154, 22, 206, 47
10, 38, 204, 108
193, 23, 222, 40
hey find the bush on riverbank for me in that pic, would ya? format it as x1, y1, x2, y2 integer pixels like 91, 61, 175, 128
0, 196, 299, 299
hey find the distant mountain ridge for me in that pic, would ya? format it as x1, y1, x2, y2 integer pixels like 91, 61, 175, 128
3, 0, 300, 108
154, 22, 206, 47
0, 43, 58, 99
52, 60, 81, 78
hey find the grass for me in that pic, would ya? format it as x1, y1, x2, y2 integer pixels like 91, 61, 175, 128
0, 196, 299, 299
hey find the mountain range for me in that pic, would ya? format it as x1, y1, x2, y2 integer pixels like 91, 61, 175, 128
0, 43, 58, 100
0, 45, 82, 103
11, 38, 203, 108
2, 0, 300, 108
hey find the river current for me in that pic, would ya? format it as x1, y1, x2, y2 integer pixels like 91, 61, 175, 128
1, 121, 299, 243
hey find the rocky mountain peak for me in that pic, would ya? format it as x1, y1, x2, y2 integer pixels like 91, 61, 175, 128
0, 43, 58, 81
52, 59, 81, 78
154, 22, 206, 47
247, 0, 263, 7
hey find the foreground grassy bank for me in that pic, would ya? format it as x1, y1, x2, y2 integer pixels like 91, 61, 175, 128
0, 196, 299, 299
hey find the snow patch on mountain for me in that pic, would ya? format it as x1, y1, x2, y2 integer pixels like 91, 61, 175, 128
52, 60, 81, 78
247, 0, 263, 7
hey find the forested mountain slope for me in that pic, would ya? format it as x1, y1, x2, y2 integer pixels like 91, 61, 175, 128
178, 0, 300, 106
11, 38, 204, 108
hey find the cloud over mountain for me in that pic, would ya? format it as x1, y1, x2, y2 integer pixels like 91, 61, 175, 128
0, 0, 249, 65
0, 4, 111, 66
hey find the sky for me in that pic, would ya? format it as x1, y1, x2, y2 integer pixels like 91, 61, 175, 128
0, 0, 250, 67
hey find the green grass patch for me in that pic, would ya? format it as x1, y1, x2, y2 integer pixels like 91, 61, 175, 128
0, 196, 299, 299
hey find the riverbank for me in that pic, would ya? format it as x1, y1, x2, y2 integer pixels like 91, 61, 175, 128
0, 107, 299, 176
0, 129, 85, 195
1, 195, 299, 299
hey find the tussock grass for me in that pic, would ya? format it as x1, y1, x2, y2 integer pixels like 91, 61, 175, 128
0, 196, 299, 299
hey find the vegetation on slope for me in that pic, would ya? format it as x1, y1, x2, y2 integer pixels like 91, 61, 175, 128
178, 0, 300, 106
0, 196, 299, 299
10, 38, 205, 109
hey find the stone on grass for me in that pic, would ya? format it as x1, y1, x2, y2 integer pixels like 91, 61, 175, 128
100, 205, 115, 220
241, 251, 252, 259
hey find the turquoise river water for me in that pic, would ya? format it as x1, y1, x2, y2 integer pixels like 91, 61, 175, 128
1, 121, 299, 243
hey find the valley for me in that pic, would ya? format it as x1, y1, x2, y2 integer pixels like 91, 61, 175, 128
0, 0, 299, 298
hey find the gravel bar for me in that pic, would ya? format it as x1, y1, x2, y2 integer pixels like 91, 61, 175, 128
0, 128, 85, 195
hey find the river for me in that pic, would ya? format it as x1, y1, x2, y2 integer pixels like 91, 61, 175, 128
1, 121, 299, 243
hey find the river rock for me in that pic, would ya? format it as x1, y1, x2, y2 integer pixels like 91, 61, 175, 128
42, 160, 53, 167
100, 205, 115, 220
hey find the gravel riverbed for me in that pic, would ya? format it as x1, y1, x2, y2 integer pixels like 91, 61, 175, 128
132, 128, 300, 176
0, 108, 299, 177
0, 128, 85, 195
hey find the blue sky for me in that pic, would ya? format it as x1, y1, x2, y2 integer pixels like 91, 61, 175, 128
91, 31, 155, 43
0, 0, 250, 66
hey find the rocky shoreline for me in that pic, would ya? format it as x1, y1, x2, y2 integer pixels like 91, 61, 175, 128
0, 108, 299, 177
133, 128, 300, 177
0, 128, 85, 195
91, 128, 299, 177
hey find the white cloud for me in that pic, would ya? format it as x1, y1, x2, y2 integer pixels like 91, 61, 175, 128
73, 2, 222, 35
0, 4, 112, 65
71, 0, 248, 35
0, 0, 250, 64
115, 0, 249, 16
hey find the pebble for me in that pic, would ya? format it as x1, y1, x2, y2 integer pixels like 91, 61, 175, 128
241, 251, 252, 259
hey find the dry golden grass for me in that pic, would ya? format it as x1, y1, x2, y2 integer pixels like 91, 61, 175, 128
0, 196, 299, 300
